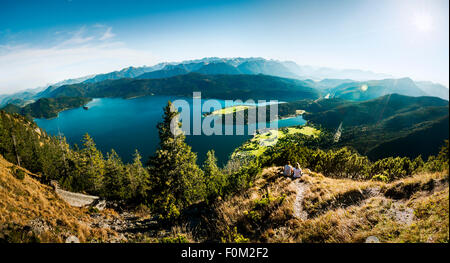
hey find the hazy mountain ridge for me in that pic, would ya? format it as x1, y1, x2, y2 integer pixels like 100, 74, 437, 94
136, 67, 189, 79
82, 66, 157, 84
415, 81, 449, 100
280, 62, 393, 80
46, 73, 321, 102
328, 78, 428, 101
2, 57, 448, 107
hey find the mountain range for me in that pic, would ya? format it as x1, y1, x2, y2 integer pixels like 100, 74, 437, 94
1, 57, 448, 160
327, 78, 429, 101
43, 73, 321, 102
2, 57, 447, 107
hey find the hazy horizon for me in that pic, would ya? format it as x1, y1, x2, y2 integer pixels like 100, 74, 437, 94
1, 0, 448, 94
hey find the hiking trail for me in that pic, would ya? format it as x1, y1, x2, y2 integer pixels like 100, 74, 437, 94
293, 180, 308, 220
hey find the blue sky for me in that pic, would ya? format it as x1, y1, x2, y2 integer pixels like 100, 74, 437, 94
0, 0, 448, 93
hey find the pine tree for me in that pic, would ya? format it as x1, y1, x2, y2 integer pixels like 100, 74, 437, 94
147, 101, 205, 220
103, 149, 128, 200
438, 140, 449, 163
128, 149, 150, 203
37, 137, 66, 183
203, 150, 225, 202
79, 133, 105, 194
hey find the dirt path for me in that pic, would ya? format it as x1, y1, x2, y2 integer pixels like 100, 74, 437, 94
293, 180, 308, 220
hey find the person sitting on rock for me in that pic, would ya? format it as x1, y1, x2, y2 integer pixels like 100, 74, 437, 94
284, 161, 293, 177
293, 163, 303, 178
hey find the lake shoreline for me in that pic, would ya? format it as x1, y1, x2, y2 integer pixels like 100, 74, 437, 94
35, 96, 307, 165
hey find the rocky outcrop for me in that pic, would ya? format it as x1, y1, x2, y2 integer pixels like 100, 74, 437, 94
51, 181, 99, 207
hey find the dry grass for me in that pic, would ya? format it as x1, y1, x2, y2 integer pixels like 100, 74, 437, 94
287, 186, 449, 243
301, 172, 383, 217
2, 148, 447, 243
213, 166, 449, 243
212, 167, 298, 242
0, 155, 118, 243
382, 171, 449, 199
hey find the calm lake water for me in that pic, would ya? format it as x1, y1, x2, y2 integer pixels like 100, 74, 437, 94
35, 96, 306, 165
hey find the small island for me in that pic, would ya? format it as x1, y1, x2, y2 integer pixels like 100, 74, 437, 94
203, 105, 254, 117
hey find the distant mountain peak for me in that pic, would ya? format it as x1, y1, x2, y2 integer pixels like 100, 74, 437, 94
3, 57, 448, 104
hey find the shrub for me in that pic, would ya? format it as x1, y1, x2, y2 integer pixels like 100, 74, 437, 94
372, 174, 389, 183
224, 163, 261, 195
160, 234, 189, 243
11, 166, 25, 180
259, 136, 450, 182
423, 140, 449, 173
370, 157, 414, 181
221, 226, 249, 243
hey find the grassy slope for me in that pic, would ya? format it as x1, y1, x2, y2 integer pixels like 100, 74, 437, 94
213, 167, 449, 243
232, 126, 320, 157
0, 154, 118, 243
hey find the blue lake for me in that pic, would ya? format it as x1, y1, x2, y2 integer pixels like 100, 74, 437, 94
35, 96, 306, 165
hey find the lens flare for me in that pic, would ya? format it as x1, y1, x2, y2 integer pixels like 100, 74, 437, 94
361, 84, 368, 92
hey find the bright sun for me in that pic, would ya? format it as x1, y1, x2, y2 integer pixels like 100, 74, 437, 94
413, 13, 433, 32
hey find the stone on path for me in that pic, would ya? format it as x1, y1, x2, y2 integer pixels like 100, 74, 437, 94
365, 236, 380, 243
65, 235, 80, 243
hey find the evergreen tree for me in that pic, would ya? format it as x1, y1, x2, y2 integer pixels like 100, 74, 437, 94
203, 150, 226, 202
128, 149, 150, 203
412, 155, 425, 173
425, 140, 449, 172
437, 140, 449, 163
37, 137, 66, 183
147, 101, 205, 220
103, 149, 128, 200
79, 133, 105, 194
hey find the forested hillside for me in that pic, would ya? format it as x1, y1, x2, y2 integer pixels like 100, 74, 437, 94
0, 106, 448, 243
0, 154, 119, 243
303, 94, 448, 128
208, 94, 449, 160
45, 73, 321, 102
276, 94, 449, 160
1, 97, 91, 119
